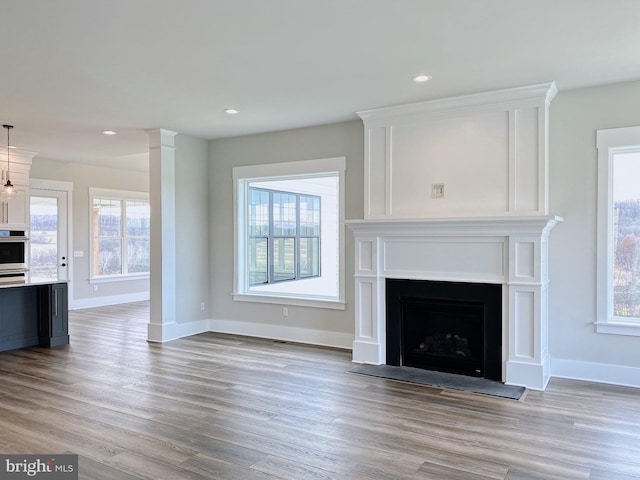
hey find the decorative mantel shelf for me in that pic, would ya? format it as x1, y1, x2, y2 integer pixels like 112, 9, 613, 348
346, 215, 563, 237
346, 215, 563, 391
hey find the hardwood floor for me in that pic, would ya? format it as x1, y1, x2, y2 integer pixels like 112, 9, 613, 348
1, 302, 639, 479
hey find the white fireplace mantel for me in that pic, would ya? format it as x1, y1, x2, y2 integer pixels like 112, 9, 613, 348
346, 215, 562, 390
346, 215, 561, 237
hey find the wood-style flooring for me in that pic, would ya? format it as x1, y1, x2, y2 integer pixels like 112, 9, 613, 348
0, 301, 639, 479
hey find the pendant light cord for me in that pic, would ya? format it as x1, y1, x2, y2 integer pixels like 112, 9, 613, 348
3, 124, 13, 183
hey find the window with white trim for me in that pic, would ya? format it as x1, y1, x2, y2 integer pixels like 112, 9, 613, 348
90, 188, 150, 280
233, 157, 346, 309
596, 126, 640, 336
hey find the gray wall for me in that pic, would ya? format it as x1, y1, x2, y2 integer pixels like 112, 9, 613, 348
207, 84, 640, 376
549, 79, 640, 369
31, 79, 640, 378
175, 133, 210, 323
209, 120, 364, 340
30, 159, 149, 304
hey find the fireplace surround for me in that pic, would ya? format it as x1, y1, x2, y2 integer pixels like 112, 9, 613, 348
346, 216, 561, 390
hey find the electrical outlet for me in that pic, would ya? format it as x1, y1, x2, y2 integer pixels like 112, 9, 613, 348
93, 285, 98, 292
282, 307, 289, 317
200, 302, 205, 311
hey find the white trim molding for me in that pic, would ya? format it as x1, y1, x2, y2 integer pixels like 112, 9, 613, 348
30, 178, 75, 306
148, 319, 210, 343
596, 125, 640, 336
232, 293, 346, 310
232, 156, 347, 308
71, 291, 150, 310
552, 358, 640, 389
357, 82, 557, 219
209, 318, 353, 350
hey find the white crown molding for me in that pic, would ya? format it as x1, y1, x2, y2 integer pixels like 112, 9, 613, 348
357, 82, 557, 127
0, 148, 38, 164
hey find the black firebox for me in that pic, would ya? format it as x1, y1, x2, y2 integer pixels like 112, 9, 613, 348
386, 279, 502, 381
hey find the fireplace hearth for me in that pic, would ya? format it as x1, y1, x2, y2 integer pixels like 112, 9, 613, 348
386, 279, 502, 381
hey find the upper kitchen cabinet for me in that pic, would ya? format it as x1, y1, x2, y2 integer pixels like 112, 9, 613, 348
0, 150, 34, 229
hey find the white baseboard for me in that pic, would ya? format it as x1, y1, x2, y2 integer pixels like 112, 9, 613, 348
506, 357, 551, 391
148, 319, 210, 343
551, 358, 640, 389
352, 340, 384, 364
209, 318, 353, 350
71, 291, 150, 310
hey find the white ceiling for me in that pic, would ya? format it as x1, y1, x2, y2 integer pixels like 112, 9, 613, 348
1, 0, 639, 171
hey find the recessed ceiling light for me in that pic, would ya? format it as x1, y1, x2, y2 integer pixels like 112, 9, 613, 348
224, 108, 239, 115
102, 130, 117, 135
412, 74, 432, 83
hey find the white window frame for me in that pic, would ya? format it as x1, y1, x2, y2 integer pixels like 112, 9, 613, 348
596, 126, 640, 336
232, 157, 346, 309
89, 187, 150, 283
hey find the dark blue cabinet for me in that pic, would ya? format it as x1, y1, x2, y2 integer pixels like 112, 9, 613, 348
0, 282, 69, 352
38, 282, 69, 347
0, 286, 39, 351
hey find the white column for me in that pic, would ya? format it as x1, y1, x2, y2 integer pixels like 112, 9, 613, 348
147, 129, 178, 342
352, 236, 386, 364
505, 234, 550, 390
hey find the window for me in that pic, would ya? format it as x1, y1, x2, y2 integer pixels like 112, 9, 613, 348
233, 157, 346, 309
596, 126, 640, 336
90, 188, 150, 280
248, 187, 321, 284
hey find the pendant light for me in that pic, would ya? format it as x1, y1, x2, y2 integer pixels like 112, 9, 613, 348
2, 124, 15, 196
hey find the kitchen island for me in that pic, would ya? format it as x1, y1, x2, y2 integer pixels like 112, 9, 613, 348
0, 281, 68, 352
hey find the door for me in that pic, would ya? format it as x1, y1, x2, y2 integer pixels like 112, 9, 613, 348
29, 189, 69, 282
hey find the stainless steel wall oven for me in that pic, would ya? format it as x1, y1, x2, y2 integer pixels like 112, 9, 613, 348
0, 230, 27, 283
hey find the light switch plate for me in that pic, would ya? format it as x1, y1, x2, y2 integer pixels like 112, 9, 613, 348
431, 183, 445, 199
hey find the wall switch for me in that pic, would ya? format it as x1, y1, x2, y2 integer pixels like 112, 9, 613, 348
200, 302, 205, 311
431, 183, 445, 199
282, 307, 289, 317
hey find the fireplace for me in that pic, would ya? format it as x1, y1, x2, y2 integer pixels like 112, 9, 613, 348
347, 83, 560, 390
346, 216, 561, 390
386, 279, 502, 381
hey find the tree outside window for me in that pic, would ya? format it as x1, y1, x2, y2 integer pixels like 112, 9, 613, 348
611, 150, 640, 318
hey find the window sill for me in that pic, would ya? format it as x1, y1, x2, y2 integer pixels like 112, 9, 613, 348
233, 292, 346, 310
90, 274, 150, 284
595, 321, 640, 337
